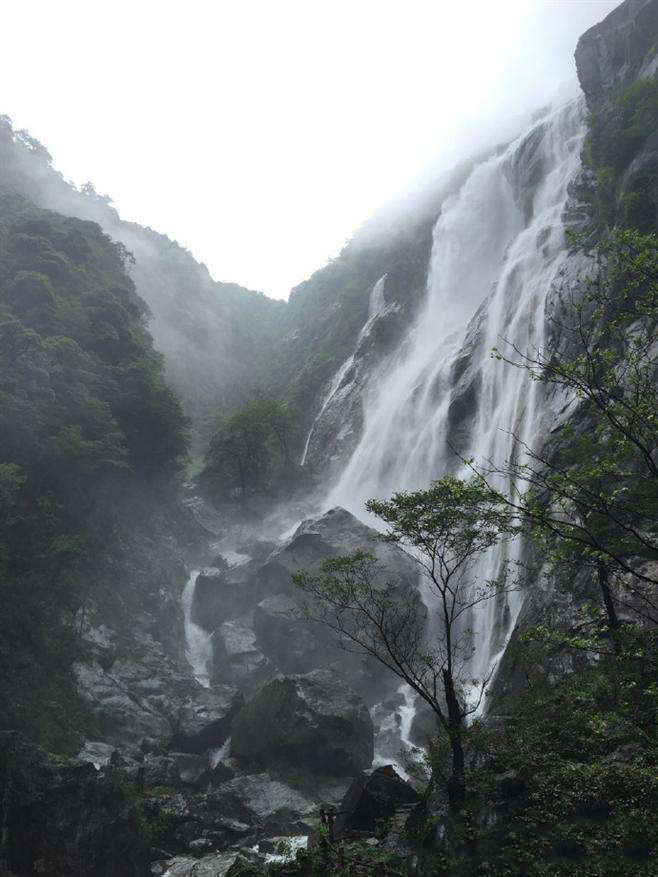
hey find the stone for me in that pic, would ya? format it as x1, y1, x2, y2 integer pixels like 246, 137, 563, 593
334, 765, 420, 838
0, 731, 149, 876
209, 773, 317, 834
188, 837, 215, 853
77, 740, 117, 769
254, 508, 417, 604
575, 0, 658, 110
231, 669, 374, 776
192, 567, 250, 630
211, 621, 271, 688
143, 753, 181, 788
170, 688, 243, 754
252, 593, 327, 673
157, 851, 264, 877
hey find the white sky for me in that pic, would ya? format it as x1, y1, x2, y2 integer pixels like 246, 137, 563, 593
3, 0, 617, 299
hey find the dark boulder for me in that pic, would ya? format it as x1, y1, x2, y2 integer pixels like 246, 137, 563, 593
252, 593, 329, 674
254, 507, 417, 604
334, 765, 420, 838
0, 731, 149, 876
170, 689, 244, 754
231, 670, 374, 776
192, 567, 251, 630
211, 621, 271, 690
153, 851, 265, 877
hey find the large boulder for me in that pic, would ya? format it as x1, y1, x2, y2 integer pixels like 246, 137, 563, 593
0, 731, 149, 876
248, 508, 420, 702
152, 851, 265, 877
255, 507, 417, 604
211, 621, 271, 690
209, 773, 317, 834
334, 765, 421, 838
231, 670, 374, 776
170, 687, 244, 753
252, 593, 330, 674
143, 752, 212, 788
192, 567, 252, 631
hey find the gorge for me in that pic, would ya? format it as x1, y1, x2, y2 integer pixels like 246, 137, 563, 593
1, 1, 657, 875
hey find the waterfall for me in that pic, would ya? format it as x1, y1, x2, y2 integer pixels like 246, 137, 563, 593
300, 274, 388, 466
327, 97, 586, 697
182, 569, 212, 687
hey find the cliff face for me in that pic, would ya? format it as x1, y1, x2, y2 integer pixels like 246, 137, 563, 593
575, 0, 658, 108
490, 0, 658, 712
576, 0, 658, 232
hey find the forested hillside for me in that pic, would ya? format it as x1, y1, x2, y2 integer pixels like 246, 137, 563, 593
0, 193, 197, 749
0, 118, 286, 452
0, 2, 656, 875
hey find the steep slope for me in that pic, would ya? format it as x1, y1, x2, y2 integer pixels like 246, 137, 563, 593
0, 192, 202, 752
0, 119, 286, 452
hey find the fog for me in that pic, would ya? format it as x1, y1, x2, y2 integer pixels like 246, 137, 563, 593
3, 0, 617, 298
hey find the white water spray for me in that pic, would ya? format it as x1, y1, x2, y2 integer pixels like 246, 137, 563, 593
328, 97, 586, 700
300, 274, 389, 466
182, 569, 212, 687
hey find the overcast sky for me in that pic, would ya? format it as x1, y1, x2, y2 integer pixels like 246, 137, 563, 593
3, 0, 617, 299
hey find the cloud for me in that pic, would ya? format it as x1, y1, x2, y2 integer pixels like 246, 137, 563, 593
3, 0, 617, 298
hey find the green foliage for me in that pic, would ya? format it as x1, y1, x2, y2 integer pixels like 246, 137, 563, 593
201, 396, 302, 507
584, 75, 658, 231
493, 228, 658, 629
367, 477, 518, 565
296, 476, 519, 812
0, 193, 188, 747
270, 834, 408, 876
441, 629, 658, 877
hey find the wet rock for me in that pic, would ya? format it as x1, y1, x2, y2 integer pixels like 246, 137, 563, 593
231, 669, 374, 776
210, 773, 317, 833
155, 851, 264, 877
77, 739, 117, 768
334, 765, 420, 837
192, 567, 250, 629
255, 508, 416, 603
74, 655, 175, 746
211, 621, 271, 689
252, 593, 326, 673
0, 731, 149, 876
188, 837, 215, 854
575, 0, 658, 110
143, 753, 181, 788
247, 508, 419, 702
170, 688, 243, 754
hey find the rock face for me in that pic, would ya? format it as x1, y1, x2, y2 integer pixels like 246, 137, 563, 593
231, 670, 374, 776
153, 851, 265, 877
334, 766, 421, 838
0, 731, 149, 877
575, 0, 658, 109
196, 507, 419, 704
575, 0, 658, 234
169, 688, 243, 754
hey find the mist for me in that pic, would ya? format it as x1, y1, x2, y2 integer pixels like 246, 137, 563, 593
3, 1, 616, 298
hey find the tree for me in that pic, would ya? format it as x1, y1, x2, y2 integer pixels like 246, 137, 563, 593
202, 397, 299, 504
294, 476, 518, 808
487, 229, 658, 644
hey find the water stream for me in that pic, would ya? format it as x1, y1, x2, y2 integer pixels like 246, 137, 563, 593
328, 96, 586, 707
181, 569, 212, 688
182, 95, 587, 767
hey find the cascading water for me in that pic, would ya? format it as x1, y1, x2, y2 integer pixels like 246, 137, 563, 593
327, 96, 587, 701
182, 569, 212, 687
300, 274, 389, 466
